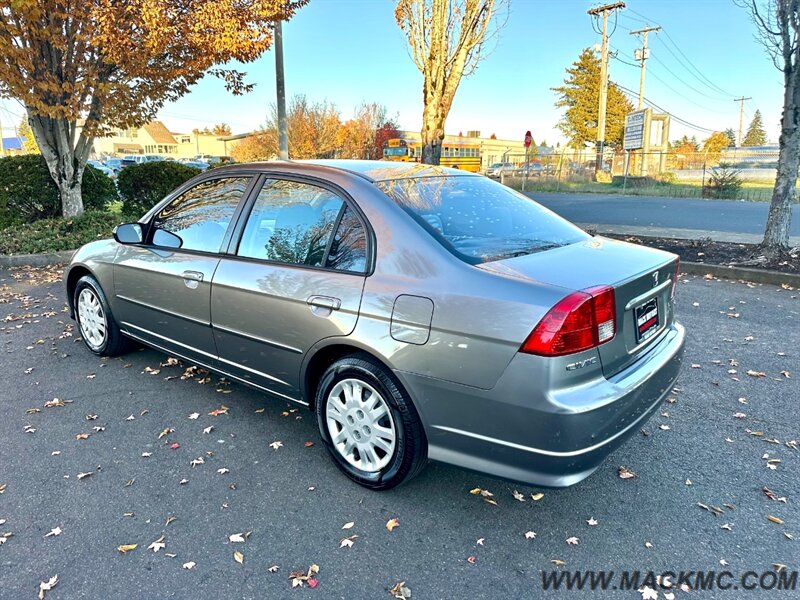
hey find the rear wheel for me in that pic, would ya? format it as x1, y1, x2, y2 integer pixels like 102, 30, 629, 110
74, 275, 131, 357
315, 354, 427, 490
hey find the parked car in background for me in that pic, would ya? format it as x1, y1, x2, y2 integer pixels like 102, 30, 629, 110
486, 162, 516, 178
123, 154, 163, 164
104, 157, 136, 173
65, 160, 684, 490
87, 160, 115, 177
516, 162, 543, 177
180, 160, 210, 171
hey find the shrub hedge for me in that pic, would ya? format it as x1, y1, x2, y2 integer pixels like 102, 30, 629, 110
117, 161, 201, 216
0, 210, 131, 255
0, 155, 117, 225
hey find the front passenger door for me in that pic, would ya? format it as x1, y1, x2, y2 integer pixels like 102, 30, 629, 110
211, 178, 369, 401
114, 176, 253, 359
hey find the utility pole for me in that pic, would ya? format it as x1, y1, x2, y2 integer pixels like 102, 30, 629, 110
630, 25, 660, 110
734, 96, 752, 147
588, 2, 625, 175
274, 20, 289, 160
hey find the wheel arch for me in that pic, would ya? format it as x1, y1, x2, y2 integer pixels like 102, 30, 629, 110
65, 265, 94, 317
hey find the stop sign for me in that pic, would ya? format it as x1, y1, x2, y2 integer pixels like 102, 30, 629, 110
524, 131, 532, 148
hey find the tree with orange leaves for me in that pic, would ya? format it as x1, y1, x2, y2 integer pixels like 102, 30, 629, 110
0, 0, 307, 217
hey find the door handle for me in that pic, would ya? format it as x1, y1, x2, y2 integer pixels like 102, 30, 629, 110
182, 270, 204, 282
307, 295, 341, 311
182, 270, 204, 289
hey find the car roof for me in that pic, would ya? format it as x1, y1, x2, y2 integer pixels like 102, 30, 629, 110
208, 159, 479, 183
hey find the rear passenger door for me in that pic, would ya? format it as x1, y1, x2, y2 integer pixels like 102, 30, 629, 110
210, 178, 369, 402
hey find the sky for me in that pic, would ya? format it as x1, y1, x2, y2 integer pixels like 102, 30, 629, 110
0, 0, 783, 146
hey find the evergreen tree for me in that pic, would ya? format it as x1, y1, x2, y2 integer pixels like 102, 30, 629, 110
723, 128, 737, 147
742, 110, 767, 146
552, 48, 633, 148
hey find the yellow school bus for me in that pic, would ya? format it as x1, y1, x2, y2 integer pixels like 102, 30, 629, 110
382, 138, 481, 172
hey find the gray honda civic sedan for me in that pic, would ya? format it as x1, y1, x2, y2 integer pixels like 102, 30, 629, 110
65, 160, 684, 489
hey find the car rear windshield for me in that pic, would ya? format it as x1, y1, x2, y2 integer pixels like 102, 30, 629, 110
376, 176, 588, 264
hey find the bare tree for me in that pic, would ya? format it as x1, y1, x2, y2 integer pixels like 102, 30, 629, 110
739, 1, 799, 251
395, 0, 508, 165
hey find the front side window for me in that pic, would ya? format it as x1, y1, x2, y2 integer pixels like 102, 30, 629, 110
151, 177, 250, 253
237, 179, 344, 267
377, 176, 588, 264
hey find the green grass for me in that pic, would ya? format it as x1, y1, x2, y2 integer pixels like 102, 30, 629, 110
0, 210, 131, 255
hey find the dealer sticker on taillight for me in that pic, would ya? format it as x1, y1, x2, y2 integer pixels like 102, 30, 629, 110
635, 297, 659, 343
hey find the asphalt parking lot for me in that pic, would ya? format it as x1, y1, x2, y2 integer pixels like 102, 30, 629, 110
0, 265, 798, 599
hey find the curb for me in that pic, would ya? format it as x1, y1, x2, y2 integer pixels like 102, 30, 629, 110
681, 261, 800, 287
0, 249, 75, 268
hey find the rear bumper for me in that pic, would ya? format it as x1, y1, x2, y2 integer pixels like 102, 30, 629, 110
399, 322, 685, 487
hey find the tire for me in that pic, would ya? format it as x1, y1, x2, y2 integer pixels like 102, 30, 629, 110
315, 354, 428, 490
73, 275, 131, 357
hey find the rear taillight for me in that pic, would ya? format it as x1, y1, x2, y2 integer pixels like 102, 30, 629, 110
671, 259, 680, 301
520, 285, 616, 356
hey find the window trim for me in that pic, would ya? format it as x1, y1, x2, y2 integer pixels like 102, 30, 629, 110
143, 173, 258, 256
223, 173, 374, 276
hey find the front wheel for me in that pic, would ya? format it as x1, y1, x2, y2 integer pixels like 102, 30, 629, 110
315, 354, 427, 490
74, 275, 131, 357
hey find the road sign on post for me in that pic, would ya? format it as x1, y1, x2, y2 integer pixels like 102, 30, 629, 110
522, 131, 532, 192
623, 110, 647, 151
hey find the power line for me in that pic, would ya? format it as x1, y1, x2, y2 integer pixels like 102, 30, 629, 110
648, 52, 733, 102
615, 83, 718, 134
612, 55, 719, 113
626, 6, 738, 98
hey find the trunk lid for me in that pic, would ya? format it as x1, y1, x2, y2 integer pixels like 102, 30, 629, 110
478, 236, 679, 377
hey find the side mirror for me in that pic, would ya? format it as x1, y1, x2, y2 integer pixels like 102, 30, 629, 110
113, 223, 143, 245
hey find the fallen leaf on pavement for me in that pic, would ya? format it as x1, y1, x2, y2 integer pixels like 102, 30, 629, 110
38, 575, 58, 600
117, 544, 137, 553
77, 472, 92, 480
513, 490, 525, 502
148, 535, 166, 552
551, 559, 566, 567
525, 531, 537, 539
747, 370, 766, 378
386, 518, 400, 532
531, 492, 544, 501
389, 581, 411, 599
339, 534, 358, 548
44, 527, 62, 538
268, 565, 280, 573
229, 533, 245, 543
566, 536, 579, 545
768, 515, 785, 525
587, 517, 598, 526
233, 550, 244, 564
342, 522, 354, 530
183, 561, 196, 570
269, 441, 283, 450
618, 466, 636, 479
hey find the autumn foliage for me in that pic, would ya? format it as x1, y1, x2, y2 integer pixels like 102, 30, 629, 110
0, 0, 307, 217
231, 97, 399, 162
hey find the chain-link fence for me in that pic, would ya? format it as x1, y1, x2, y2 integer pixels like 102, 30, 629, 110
490, 147, 785, 201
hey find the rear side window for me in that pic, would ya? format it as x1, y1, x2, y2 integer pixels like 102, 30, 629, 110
152, 177, 250, 253
325, 206, 367, 273
237, 179, 343, 267
377, 176, 588, 264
